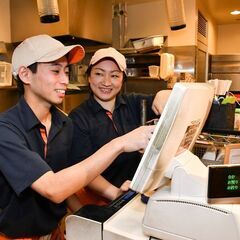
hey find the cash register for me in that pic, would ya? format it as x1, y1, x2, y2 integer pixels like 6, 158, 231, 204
65, 83, 240, 240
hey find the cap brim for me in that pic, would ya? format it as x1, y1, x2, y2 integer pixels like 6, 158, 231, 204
90, 57, 126, 73
37, 45, 85, 64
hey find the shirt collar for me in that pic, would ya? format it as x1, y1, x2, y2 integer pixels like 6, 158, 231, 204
17, 96, 67, 131
88, 93, 127, 114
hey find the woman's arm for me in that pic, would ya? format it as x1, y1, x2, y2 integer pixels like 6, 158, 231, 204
152, 90, 172, 115
66, 194, 83, 213
87, 175, 122, 201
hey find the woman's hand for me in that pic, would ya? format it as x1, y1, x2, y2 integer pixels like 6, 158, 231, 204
114, 180, 131, 199
152, 90, 172, 115
120, 180, 131, 192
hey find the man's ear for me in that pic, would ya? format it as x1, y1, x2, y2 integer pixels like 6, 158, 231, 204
18, 66, 32, 84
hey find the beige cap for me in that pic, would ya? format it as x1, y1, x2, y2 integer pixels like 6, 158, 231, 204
12, 34, 85, 77
89, 47, 126, 73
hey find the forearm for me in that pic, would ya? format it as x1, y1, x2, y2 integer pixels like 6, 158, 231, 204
66, 194, 83, 213
31, 125, 154, 203
88, 176, 121, 201
32, 137, 124, 203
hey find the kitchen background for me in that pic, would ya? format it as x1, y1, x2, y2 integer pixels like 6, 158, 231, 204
0, 0, 240, 113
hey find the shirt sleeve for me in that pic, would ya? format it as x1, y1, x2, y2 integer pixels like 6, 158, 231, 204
0, 123, 51, 196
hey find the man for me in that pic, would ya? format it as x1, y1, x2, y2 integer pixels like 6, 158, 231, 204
0, 35, 154, 239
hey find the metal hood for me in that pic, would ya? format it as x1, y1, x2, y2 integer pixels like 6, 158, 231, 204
53, 35, 108, 47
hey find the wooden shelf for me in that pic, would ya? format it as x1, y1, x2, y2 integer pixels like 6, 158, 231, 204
127, 76, 162, 81
0, 86, 17, 90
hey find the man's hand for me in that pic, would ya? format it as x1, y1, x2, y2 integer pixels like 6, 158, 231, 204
118, 125, 155, 153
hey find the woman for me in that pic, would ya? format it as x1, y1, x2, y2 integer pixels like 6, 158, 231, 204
69, 47, 169, 205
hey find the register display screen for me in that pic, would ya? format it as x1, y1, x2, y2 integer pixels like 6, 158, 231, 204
207, 165, 240, 203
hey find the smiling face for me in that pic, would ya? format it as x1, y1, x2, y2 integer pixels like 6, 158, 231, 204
20, 56, 69, 108
88, 59, 124, 110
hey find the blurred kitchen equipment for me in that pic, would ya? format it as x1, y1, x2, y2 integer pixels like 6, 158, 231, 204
0, 42, 7, 54
208, 55, 240, 91
148, 65, 160, 78
125, 53, 160, 77
208, 79, 232, 96
70, 64, 88, 86
165, 0, 186, 30
123, 52, 167, 94
193, 132, 240, 166
0, 42, 9, 62
132, 35, 164, 53
234, 108, 240, 131
112, 3, 127, 49
204, 99, 236, 132
160, 53, 175, 80
0, 61, 12, 86
37, 0, 60, 23
140, 99, 147, 126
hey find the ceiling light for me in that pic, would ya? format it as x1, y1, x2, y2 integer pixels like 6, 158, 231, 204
37, 0, 60, 23
230, 10, 240, 15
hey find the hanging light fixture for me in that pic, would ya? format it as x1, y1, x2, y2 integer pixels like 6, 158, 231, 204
165, 0, 186, 30
37, 0, 60, 23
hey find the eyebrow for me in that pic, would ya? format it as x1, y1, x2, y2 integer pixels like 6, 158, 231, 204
41, 62, 70, 68
93, 67, 121, 73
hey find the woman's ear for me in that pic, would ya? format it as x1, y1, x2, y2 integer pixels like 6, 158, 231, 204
87, 75, 91, 84
18, 66, 32, 84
